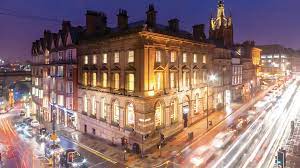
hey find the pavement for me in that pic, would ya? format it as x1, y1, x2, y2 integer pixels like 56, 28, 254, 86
39, 87, 275, 168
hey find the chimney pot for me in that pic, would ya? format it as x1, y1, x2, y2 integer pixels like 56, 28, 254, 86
117, 9, 128, 30
168, 18, 179, 32
193, 24, 206, 41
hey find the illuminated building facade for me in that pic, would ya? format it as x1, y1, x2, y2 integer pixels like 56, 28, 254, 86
76, 6, 230, 152
32, 22, 82, 128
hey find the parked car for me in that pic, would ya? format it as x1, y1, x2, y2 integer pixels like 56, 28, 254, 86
60, 149, 87, 168
30, 120, 40, 127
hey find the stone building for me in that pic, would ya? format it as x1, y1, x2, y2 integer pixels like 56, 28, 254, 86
31, 22, 83, 128
76, 6, 227, 152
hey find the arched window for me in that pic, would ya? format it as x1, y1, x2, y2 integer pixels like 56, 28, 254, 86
100, 97, 107, 120
126, 103, 135, 128
155, 102, 164, 128
83, 95, 87, 113
170, 99, 178, 124
112, 100, 120, 124
91, 96, 96, 117
194, 93, 200, 114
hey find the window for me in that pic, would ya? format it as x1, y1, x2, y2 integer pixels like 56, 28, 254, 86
92, 73, 97, 87
194, 94, 199, 114
100, 98, 107, 120
84, 56, 88, 65
193, 71, 197, 85
39, 89, 43, 99
155, 102, 163, 128
66, 81, 73, 94
127, 103, 135, 128
156, 72, 163, 90
114, 73, 120, 90
183, 53, 187, 63
170, 51, 176, 63
57, 95, 64, 106
102, 73, 107, 88
91, 96, 96, 117
83, 95, 88, 112
103, 53, 107, 64
112, 100, 120, 124
170, 72, 175, 89
203, 71, 207, 83
58, 51, 64, 61
183, 71, 188, 88
127, 74, 135, 91
128, 50, 134, 63
83, 72, 88, 86
57, 66, 63, 77
114, 52, 119, 63
170, 100, 177, 124
156, 50, 161, 63
203, 55, 207, 64
92, 55, 97, 64
193, 54, 197, 63
67, 50, 73, 61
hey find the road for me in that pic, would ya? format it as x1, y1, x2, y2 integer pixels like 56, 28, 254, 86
0, 104, 121, 168
168, 80, 297, 168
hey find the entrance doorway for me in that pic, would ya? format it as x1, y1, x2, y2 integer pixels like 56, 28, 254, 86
182, 96, 190, 128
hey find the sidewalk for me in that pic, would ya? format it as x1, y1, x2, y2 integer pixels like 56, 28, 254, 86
42, 88, 272, 167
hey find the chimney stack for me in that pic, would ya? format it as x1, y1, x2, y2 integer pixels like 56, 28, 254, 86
168, 18, 179, 32
146, 4, 157, 27
62, 20, 71, 32
117, 9, 128, 30
193, 24, 206, 41
86, 10, 107, 34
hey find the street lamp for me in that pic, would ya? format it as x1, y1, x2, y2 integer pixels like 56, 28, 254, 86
206, 74, 217, 129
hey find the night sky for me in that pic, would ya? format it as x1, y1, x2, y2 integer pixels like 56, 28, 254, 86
0, 0, 299, 62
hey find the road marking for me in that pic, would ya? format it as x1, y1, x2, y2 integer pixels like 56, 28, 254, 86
89, 161, 107, 168
60, 135, 118, 164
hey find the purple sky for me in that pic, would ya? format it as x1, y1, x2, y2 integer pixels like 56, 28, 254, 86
0, 0, 299, 62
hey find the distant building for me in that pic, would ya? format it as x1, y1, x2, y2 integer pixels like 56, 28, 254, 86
257, 44, 293, 76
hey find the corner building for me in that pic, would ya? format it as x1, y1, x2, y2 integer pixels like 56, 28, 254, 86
77, 7, 221, 152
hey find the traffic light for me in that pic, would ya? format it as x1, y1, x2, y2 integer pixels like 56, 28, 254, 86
277, 149, 286, 167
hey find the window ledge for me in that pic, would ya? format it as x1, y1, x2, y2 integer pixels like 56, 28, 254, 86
111, 122, 120, 127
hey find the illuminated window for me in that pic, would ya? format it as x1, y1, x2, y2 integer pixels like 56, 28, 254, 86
156, 50, 161, 63
100, 97, 107, 120
203, 55, 207, 64
170, 72, 175, 89
103, 53, 107, 64
57, 66, 63, 77
203, 71, 207, 83
83, 72, 88, 86
170, 100, 177, 124
156, 72, 163, 90
128, 50, 134, 63
170, 51, 176, 62
194, 94, 199, 114
84, 56, 88, 64
39, 89, 43, 99
83, 95, 88, 112
114, 52, 119, 63
193, 71, 197, 85
92, 55, 97, 64
127, 74, 135, 91
126, 103, 135, 128
183, 71, 189, 88
183, 53, 187, 63
112, 100, 120, 124
114, 73, 120, 90
91, 96, 96, 116
102, 72, 107, 88
155, 102, 163, 128
57, 95, 64, 106
193, 54, 197, 63
92, 73, 97, 87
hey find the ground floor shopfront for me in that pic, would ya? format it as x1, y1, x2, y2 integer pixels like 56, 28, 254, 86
76, 86, 230, 153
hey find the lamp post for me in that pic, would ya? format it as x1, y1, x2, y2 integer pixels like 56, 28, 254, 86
50, 97, 57, 168
222, 66, 227, 111
206, 74, 217, 129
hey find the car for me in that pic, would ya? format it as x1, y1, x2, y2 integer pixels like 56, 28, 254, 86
236, 117, 247, 131
190, 146, 215, 167
20, 111, 26, 117
15, 123, 27, 132
60, 149, 87, 168
30, 120, 40, 127
23, 118, 33, 125
23, 126, 35, 138
212, 131, 235, 149
44, 142, 64, 159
